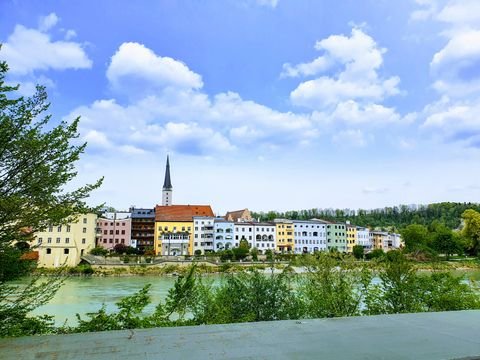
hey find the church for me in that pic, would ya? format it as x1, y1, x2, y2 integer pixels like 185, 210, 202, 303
154, 156, 214, 256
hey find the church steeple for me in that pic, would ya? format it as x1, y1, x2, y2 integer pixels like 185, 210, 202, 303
162, 155, 173, 206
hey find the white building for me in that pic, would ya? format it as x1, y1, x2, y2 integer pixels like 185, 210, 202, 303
214, 219, 235, 251
193, 216, 215, 254
356, 227, 372, 250
233, 222, 276, 253
293, 220, 327, 254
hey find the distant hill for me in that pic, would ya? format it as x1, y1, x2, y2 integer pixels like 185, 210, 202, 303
252, 202, 480, 230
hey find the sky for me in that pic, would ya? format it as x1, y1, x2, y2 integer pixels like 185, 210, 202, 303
1, 0, 480, 215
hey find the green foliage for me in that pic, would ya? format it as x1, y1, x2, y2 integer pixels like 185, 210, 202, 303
365, 248, 384, 260
253, 202, 480, 230
230, 239, 250, 261
90, 246, 108, 256
401, 224, 430, 252
462, 209, 480, 255
0, 60, 103, 249
250, 247, 259, 261
0, 275, 63, 337
431, 226, 461, 260
300, 253, 362, 318
0, 245, 35, 281
352, 245, 364, 260
265, 249, 274, 262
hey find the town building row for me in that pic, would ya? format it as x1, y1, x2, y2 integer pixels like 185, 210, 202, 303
30, 156, 402, 267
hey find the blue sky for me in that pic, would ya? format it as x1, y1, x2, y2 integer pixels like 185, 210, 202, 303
1, 0, 480, 214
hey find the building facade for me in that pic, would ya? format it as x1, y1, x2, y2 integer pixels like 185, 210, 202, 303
293, 220, 327, 254
130, 207, 155, 252
33, 213, 97, 268
96, 212, 132, 250
275, 219, 294, 253
346, 222, 357, 253
356, 227, 372, 250
214, 219, 235, 251
154, 205, 214, 256
193, 216, 215, 254
326, 222, 347, 252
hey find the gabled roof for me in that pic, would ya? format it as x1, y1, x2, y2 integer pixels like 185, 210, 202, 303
225, 209, 252, 222
155, 205, 214, 222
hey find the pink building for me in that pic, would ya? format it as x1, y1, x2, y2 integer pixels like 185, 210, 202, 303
96, 212, 132, 249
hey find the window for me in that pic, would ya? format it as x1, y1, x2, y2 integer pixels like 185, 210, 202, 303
46, 248, 52, 254
83, 227, 87, 233
65, 238, 70, 244
47, 237, 52, 244
121, 230, 125, 235
109, 239, 113, 243
109, 230, 113, 235
122, 222, 125, 226
66, 225, 71, 232
83, 218, 87, 224
116, 222, 120, 226
38, 238, 43, 244
115, 230, 119, 235
64, 249, 69, 254
56, 237, 61, 243
48, 226, 53, 232
104, 230, 107, 235
57, 226, 62, 232
121, 239, 125, 244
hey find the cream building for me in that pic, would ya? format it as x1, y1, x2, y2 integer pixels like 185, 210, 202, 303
33, 213, 97, 268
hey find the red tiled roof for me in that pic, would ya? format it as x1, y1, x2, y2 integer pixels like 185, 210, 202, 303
155, 205, 214, 222
20, 251, 39, 260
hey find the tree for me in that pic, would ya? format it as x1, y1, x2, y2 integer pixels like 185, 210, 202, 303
250, 247, 259, 261
352, 245, 364, 260
401, 224, 429, 252
0, 56, 102, 336
0, 59, 102, 278
462, 209, 480, 256
431, 226, 461, 260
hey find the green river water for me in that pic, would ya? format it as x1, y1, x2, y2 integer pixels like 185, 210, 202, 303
14, 270, 480, 326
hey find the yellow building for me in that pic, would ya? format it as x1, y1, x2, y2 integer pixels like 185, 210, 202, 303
154, 205, 214, 256
275, 219, 294, 253
33, 213, 97, 268
370, 231, 387, 250
346, 223, 357, 253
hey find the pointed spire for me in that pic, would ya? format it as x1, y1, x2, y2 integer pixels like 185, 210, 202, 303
163, 155, 172, 190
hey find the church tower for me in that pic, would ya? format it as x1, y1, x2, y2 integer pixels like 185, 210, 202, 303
162, 155, 173, 206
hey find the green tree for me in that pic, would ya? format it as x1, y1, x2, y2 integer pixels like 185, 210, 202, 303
431, 226, 461, 260
352, 245, 364, 260
0, 57, 102, 336
250, 247, 259, 261
462, 209, 480, 255
401, 224, 429, 252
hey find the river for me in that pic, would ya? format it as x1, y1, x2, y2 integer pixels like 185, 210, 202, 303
14, 269, 480, 326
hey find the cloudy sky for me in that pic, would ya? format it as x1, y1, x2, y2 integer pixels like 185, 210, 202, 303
1, 0, 480, 214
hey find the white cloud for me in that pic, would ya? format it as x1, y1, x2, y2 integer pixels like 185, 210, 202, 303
421, 99, 480, 147
286, 28, 401, 109
329, 100, 405, 125
436, 0, 480, 26
410, 0, 439, 21
255, 0, 278, 8
38, 13, 59, 32
332, 129, 371, 148
64, 29, 77, 40
106, 42, 203, 92
430, 30, 480, 96
1, 21, 92, 75
280, 56, 331, 78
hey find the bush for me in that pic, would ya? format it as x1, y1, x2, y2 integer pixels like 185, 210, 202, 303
90, 247, 108, 256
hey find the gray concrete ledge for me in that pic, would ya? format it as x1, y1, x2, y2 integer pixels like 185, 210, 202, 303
1, 311, 480, 359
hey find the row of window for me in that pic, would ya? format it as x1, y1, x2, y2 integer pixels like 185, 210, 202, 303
295, 240, 326, 245
98, 222, 128, 226
45, 248, 70, 255
99, 229, 126, 235
38, 237, 86, 244
101, 238, 125, 244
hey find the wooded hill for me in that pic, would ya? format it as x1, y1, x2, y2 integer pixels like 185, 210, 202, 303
252, 202, 480, 230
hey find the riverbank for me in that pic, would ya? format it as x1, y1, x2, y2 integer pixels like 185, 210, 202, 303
31, 257, 480, 277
